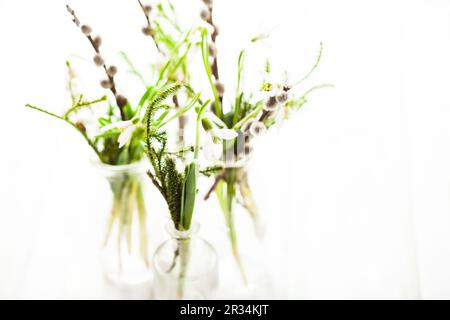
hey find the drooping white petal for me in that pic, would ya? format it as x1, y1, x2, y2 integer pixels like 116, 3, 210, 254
118, 125, 134, 148
204, 111, 228, 128
101, 120, 133, 132
202, 135, 222, 162
211, 128, 238, 140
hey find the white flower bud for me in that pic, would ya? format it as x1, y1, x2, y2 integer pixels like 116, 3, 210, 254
211, 128, 238, 140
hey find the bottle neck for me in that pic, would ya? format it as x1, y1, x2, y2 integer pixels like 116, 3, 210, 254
166, 221, 200, 240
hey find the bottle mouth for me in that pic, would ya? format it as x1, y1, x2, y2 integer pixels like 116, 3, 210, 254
90, 156, 149, 175
154, 222, 218, 280
165, 221, 200, 239
218, 156, 251, 169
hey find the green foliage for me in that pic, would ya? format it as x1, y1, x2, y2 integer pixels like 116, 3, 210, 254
143, 82, 185, 229
201, 28, 221, 117
291, 42, 323, 87
25, 96, 107, 159
144, 84, 206, 231
200, 165, 223, 177
119, 51, 147, 86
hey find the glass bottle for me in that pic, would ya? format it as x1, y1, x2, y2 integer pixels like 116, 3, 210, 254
153, 222, 218, 299
93, 159, 152, 286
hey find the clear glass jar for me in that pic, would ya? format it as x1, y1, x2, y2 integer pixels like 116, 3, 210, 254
92, 159, 152, 286
153, 222, 218, 299
206, 131, 264, 237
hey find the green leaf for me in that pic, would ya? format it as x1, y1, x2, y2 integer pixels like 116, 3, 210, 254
157, 92, 200, 129
139, 86, 156, 109
237, 50, 245, 93
291, 42, 323, 88
98, 117, 111, 126
119, 51, 147, 86
201, 28, 221, 117
180, 162, 198, 230
232, 103, 263, 130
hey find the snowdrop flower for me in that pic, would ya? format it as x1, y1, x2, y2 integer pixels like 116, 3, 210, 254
101, 120, 133, 132
202, 136, 222, 162
101, 120, 134, 148
202, 128, 238, 162
211, 128, 238, 140
204, 111, 228, 129
117, 125, 134, 148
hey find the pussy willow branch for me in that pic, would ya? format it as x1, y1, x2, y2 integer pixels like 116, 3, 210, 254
137, 0, 163, 53
205, 4, 220, 81
138, 1, 187, 144
66, 5, 128, 121
172, 95, 186, 145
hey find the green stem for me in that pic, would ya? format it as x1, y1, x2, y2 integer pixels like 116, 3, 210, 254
237, 169, 258, 220
25, 104, 102, 159
177, 238, 191, 299
216, 170, 248, 285
136, 181, 150, 268
232, 103, 263, 130
201, 28, 221, 117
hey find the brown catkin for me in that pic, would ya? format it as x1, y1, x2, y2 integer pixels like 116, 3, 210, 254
215, 81, 225, 96
116, 95, 128, 108
100, 79, 112, 89
93, 54, 104, 67
200, 9, 211, 20
81, 25, 92, 35
93, 36, 102, 48
107, 65, 118, 77
277, 92, 289, 103
143, 5, 152, 14
142, 26, 152, 36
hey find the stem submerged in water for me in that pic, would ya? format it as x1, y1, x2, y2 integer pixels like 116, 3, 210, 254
216, 169, 248, 285
104, 174, 149, 272
177, 238, 191, 299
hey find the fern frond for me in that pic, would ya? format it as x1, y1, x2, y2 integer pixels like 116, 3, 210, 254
144, 82, 182, 158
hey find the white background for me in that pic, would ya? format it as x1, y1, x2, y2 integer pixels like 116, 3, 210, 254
1, 0, 450, 299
